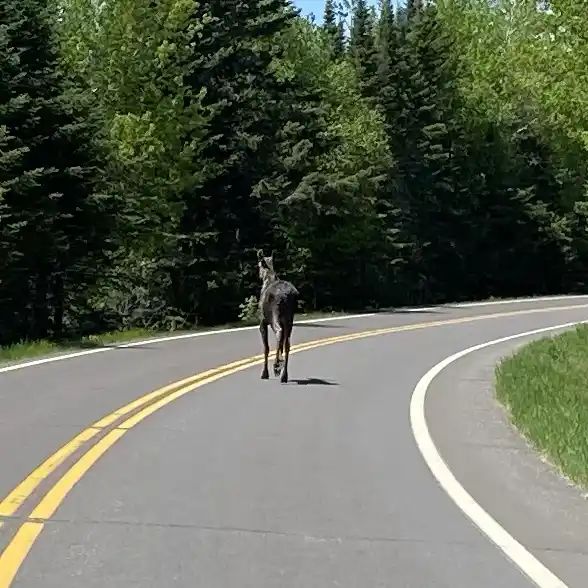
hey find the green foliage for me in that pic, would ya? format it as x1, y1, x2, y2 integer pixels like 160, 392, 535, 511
2, 0, 588, 348
238, 295, 260, 323
0, 0, 116, 344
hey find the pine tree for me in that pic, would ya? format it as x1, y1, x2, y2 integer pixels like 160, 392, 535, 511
469, 116, 570, 298
375, 2, 467, 302
406, 0, 422, 21
375, 0, 402, 140
173, 0, 332, 324
336, 18, 346, 56
323, 0, 345, 59
0, 0, 115, 344
349, 0, 379, 101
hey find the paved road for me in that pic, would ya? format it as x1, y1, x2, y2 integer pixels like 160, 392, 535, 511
1, 296, 588, 587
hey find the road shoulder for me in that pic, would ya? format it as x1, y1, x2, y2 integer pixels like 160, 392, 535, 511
425, 335, 588, 588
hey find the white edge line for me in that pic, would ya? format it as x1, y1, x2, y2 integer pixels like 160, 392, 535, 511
2, 294, 587, 375
410, 319, 588, 588
0, 312, 375, 374
447, 295, 588, 308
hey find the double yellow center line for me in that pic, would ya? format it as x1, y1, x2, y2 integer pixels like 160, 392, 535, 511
0, 303, 586, 586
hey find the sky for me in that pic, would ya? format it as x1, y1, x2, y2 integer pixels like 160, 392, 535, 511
291, 0, 328, 23
292, 0, 379, 25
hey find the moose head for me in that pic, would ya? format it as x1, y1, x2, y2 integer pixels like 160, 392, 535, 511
257, 249, 277, 285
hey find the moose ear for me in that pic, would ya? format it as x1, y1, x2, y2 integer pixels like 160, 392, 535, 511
257, 249, 264, 260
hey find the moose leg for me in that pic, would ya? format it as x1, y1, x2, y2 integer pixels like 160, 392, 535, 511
260, 320, 270, 379
273, 320, 284, 377
280, 322, 292, 384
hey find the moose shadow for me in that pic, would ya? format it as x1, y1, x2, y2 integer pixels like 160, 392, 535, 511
288, 377, 338, 386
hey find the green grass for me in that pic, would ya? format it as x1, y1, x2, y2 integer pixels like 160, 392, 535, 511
0, 310, 353, 364
495, 323, 588, 488
0, 328, 155, 363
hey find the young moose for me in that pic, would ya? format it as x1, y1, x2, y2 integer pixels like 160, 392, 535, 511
257, 249, 299, 383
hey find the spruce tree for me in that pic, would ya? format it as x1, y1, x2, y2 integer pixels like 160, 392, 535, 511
375, 0, 402, 141
323, 0, 345, 59
173, 0, 332, 324
406, 0, 422, 21
375, 2, 466, 302
0, 0, 115, 344
336, 18, 347, 57
349, 0, 379, 101
470, 117, 570, 298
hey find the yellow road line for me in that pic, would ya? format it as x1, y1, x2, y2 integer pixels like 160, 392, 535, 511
0, 355, 263, 519
0, 303, 586, 586
0, 523, 43, 585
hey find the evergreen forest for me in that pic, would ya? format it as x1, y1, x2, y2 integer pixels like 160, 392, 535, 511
1, 0, 587, 345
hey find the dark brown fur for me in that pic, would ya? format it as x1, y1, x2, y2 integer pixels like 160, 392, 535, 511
257, 249, 298, 383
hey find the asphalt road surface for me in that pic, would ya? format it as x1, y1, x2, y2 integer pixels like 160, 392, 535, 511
1, 296, 588, 588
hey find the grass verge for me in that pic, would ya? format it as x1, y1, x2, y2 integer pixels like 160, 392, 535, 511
0, 328, 155, 363
495, 323, 588, 488
0, 310, 353, 364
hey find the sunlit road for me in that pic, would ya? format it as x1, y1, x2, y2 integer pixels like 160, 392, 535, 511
1, 296, 588, 587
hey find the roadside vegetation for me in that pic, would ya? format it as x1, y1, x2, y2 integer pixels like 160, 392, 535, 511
0, 311, 348, 363
2, 0, 588, 360
495, 324, 588, 488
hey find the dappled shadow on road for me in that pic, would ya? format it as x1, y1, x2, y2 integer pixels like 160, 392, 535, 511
295, 322, 346, 328
295, 308, 441, 326
387, 309, 442, 314
288, 377, 338, 386
370, 307, 442, 314
104, 344, 159, 350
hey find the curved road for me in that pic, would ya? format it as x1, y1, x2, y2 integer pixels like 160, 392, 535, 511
1, 296, 588, 587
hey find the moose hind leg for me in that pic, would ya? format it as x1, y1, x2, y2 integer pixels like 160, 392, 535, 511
260, 321, 270, 379
273, 323, 284, 377
280, 324, 292, 384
